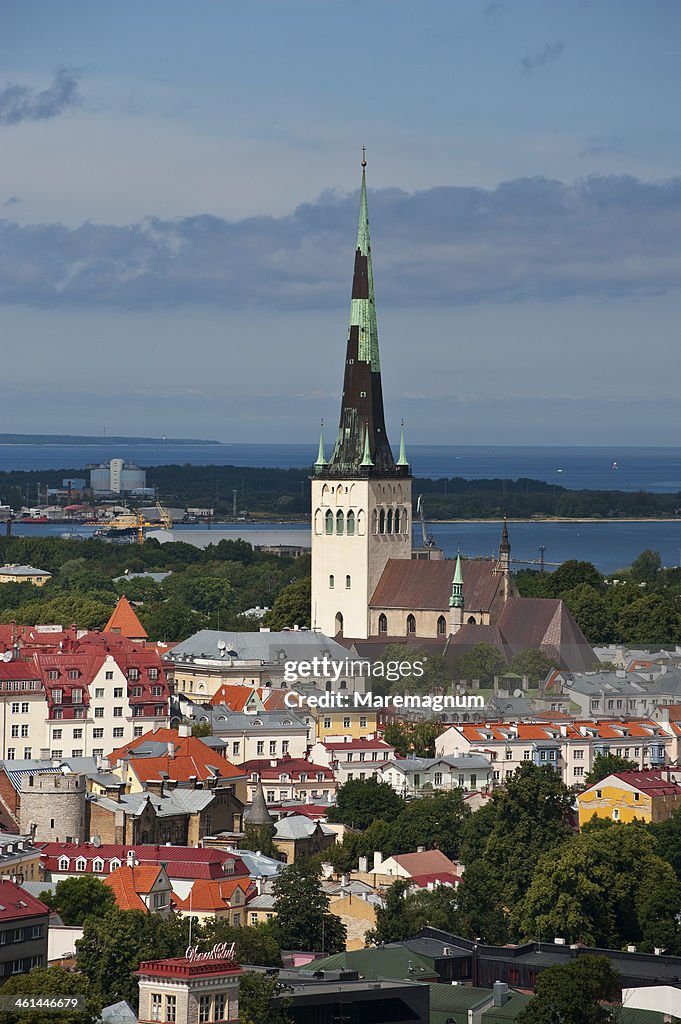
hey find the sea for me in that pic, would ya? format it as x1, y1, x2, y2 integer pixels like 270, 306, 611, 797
2, 441, 681, 574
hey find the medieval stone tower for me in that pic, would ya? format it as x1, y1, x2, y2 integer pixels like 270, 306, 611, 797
311, 158, 412, 640
20, 772, 86, 844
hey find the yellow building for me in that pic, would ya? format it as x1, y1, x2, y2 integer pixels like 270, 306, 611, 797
0, 833, 42, 883
311, 707, 384, 743
329, 893, 377, 951
0, 564, 51, 586
578, 770, 681, 827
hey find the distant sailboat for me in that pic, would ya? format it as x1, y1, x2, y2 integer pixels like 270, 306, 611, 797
611, 461, 619, 470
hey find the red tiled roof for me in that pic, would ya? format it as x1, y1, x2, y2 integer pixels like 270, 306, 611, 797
597, 770, 681, 797
104, 865, 164, 912
390, 850, 458, 876
240, 758, 334, 781
370, 558, 503, 612
109, 732, 244, 783
104, 596, 148, 639
408, 872, 461, 888
39, 843, 249, 880
173, 878, 252, 912
0, 881, 49, 920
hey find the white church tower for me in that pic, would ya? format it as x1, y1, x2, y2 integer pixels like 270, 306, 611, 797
311, 156, 412, 640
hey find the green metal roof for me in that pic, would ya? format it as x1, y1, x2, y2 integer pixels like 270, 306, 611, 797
481, 993, 531, 1022
308, 944, 437, 982
430, 983, 491, 1016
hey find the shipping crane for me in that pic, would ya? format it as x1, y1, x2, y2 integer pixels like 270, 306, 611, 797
156, 501, 173, 531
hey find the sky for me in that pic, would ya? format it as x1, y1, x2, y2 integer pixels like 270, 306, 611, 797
1, 0, 680, 446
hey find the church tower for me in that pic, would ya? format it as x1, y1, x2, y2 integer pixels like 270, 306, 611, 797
499, 515, 512, 602
311, 156, 412, 639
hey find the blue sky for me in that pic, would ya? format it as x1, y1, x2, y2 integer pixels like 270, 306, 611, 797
1, 0, 680, 445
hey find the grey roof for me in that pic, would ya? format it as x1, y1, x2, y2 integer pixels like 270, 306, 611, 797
565, 668, 681, 700
245, 892, 277, 911
485, 696, 537, 716
384, 754, 492, 773
244, 780, 275, 827
90, 788, 214, 818
100, 1001, 138, 1024
189, 705, 309, 733
1, 756, 110, 791
19, 880, 56, 899
113, 571, 170, 584
273, 815, 335, 841
166, 629, 354, 667
235, 849, 285, 878
0, 564, 51, 577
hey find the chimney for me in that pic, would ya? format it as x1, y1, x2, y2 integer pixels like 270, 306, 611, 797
178, 724, 191, 738
341, 873, 349, 888
493, 981, 510, 1007
168, 742, 175, 759
373, 851, 382, 871
417, 846, 425, 854
358, 856, 368, 873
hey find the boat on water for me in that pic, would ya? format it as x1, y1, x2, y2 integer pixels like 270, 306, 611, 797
611, 461, 619, 470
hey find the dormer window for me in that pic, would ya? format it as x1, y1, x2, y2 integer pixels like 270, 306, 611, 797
75, 858, 86, 871
72, 689, 83, 704
48, 671, 59, 681
58, 857, 69, 871
92, 858, 104, 872
109, 859, 121, 871
68, 670, 79, 680
129, 669, 140, 681
300, 773, 307, 783
52, 689, 62, 704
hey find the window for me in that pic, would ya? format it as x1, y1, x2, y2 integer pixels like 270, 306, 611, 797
379, 508, 385, 533
23, 748, 31, 759
53, 709, 62, 720
48, 671, 59, 681
613, 808, 620, 821
343, 717, 351, 729
132, 686, 143, 697
53, 689, 62, 704
112, 727, 124, 738
406, 614, 416, 634
165, 996, 177, 1022
282, 740, 289, 754
523, 750, 530, 760
257, 741, 264, 755
152, 686, 162, 697
51, 750, 62, 760
574, 766, 584, 777
129, 669, 139, 681
336, 510, 344, 535
269, 741, 276, 756
359, 751, 365, 762
72, 689, 83, 704
250, 913, 258, 926
596, 789, 602, 798
198, 996, 211, 1023
113, 687, 123, 698
74, 708, 85, 720
105, 671, 114, 681
21, 702, 28, 714
73, 729, 83, 739
93, 728, 104, 739
93, 749, 103, 757
378, 613, 387, 634
52, 729, 62, 740
505, 749, 513, 760
437, 615, 446, 635
395, 507, 401, 532
634, 792, 640, 801
71, 749, 82, 757
232, 741, 240, 756
113, 707, 123, 718
574, 749, 584, 760
151, 994, 162, 1022
10, 725, 18, 738
155, 706, 165, 716
360, 716, 367, 728
329, 574, 334, 589
95, 688, 104, 699
345, 574, 351, 589
149, 668, 159, 681
214, 994, 226, 1021
387, 509, 393, 533
346, 510, 355, 535
58, 857, 69, 871
434, 772, 443, 785
68, 670, 79, 680
11, 703, 18, 714
133, 727, 143, 737
325, 510, 334, 534
75, 858, 86, 871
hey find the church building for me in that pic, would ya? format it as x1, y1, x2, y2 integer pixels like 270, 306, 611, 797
311, 159, 594, 672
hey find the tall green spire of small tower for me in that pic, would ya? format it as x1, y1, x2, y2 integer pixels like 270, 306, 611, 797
449, 554, 464, 608
397, 419, 409, 467
360, 428, 374, 467
314, 419, 327, 471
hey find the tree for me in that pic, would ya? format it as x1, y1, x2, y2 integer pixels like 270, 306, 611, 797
264, 578, 311, 630
561, 584, 615, 645
76, 909, 188, 1008
192, 721, 212, 737
547, 559, 604, 595
139, 598, 209, 642
39, 876, 117, 926
509, 649, 557, 685
391, 790, 470, 861
238, 972, 292, 1024
239, 824, 277, 859
383, 719, 442, 758
584, 753, 639, 787
452, 643, 506, 687
367, 878, 460, 945
270, 858, 346, 954
0, 966, 102, 1024
629, 549, 662, 585
328, 778, 405, 831
516, 956, 619, 1024
198, 920, 282, 966
616, 594, 680, 645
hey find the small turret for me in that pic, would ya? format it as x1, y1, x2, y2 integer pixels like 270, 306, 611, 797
244, 778, 275, 829
499, 516, 511, 602
397, 420, 409, 468
314, 420, 327, 472
448, 554, 464, 634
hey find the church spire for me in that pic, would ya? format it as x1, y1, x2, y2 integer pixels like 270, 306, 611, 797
314, 419, 327, 471
449, 554, 464, 609
323, 152, 406, 479
499, 515, 510, 555
397, 419, 409, 467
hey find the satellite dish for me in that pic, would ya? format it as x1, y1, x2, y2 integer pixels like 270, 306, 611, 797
217, 640, 226, 651
92, 835, 102, 848
2, 651, 12, 663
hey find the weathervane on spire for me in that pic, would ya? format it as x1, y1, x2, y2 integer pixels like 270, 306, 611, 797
361, 146, 367, 168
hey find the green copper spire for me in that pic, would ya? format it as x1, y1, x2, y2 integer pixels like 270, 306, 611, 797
397, 419, 409, 467
351, 153, 381, 371
360, 428, 374, 467
314, 419, 327, 471
449, 554, 464, 608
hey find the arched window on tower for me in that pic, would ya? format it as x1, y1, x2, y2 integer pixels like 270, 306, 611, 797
345, 575, 351, 589
394, 508, 401, 533
387, 509, 393, 533
346, 510, 355, 536
379, 509, 386, 534
468, 615, 476, 625
335, 612, 344, 635
325, 510, 334, 535
314, 509, 323, 535
407, 614, 416, 634
437, 615, 446, 635
378, 613, 387, 634
336, 510, 344, 535
329, 575, 335, 589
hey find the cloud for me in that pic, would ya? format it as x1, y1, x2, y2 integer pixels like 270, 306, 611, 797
521, 41, 565, 74
1, 174, 681, 310
2, 196, 20, 207
0, 68, 82, 126
579, 135, 626, 159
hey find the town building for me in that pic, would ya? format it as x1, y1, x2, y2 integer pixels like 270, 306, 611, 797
436, 718, 671, 788
0, 881, 49, 984
103, 596, 149, 642
309, 737, 397, 785
172, 878, 253, 925
0, 565, 51, 587
104, 863, 173, 917
136, 948, 242, 1024
241, 756, 336, 804
180, 706, 312, 764
0, 833, 42, 884
379, 753, 493, 798
310, 160, 594, 672
578, 769, 681, 826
